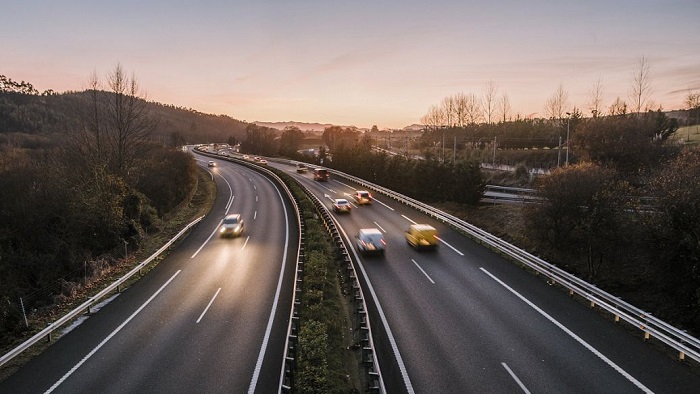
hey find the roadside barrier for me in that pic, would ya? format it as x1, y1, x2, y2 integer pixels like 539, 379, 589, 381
0, 215, 204, 368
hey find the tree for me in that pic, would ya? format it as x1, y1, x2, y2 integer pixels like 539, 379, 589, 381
629, 55, 653, 114
525, 163, 631, 278
279, 126, 305, 156
544, 84, 569, 121
69, 65, 157, 177
241, 123, 277, 155
571, 111, 678, 174
105, 64, 158, 175
608, 97, 628, 116
463, 93, 483, 125
647, 146, 700, 331
685, 91, 700, 130
587, 76, 605, 117
498, 92, 511, 123
421, 105, 445, 130
483, 80, 498, 125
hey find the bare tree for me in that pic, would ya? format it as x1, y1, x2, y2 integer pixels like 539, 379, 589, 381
464, 93, 483, 125
441, 96, 456, 127
68, 64, 157, 178
483, 80, 498, 124
545, 84, 570, 121
498, 92, 511, 123
453, 93, 467, 127
588, 76, 604, 117
629, 55, 653, 114
420, 105, 445, 130
609, 97, 628, 116
105, 64, 157, 174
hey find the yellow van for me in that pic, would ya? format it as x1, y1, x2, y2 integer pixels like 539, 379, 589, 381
405, 224, 438, 250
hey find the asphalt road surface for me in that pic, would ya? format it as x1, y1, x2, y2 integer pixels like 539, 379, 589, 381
0, 155, 298, 393
270, 159, 700, 394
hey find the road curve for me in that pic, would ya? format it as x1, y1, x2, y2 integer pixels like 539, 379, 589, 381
270, 160, 700, 394
0, 154, 299, 393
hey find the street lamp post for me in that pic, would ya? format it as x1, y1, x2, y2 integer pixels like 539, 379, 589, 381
565, 112, 571, 166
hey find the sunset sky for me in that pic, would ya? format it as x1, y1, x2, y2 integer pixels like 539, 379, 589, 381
2, 1, 699, 129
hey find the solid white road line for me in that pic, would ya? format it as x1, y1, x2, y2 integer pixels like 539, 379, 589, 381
250, 176, 290, 394
45, 270, 182, 394
196, 288, 221, 324
412, 259, 435, 284
481, 267, 653, 394
191, 220, 221, 259
371, 197, 395, 211
502, 362, 531, 394
435, 236, 464, 256
373, 221, 387, 233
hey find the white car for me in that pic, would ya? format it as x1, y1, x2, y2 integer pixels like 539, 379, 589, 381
208, 160, 216, 167
332, 198, 351, 213
220, 214, 244, 237
357, 228, 385, 256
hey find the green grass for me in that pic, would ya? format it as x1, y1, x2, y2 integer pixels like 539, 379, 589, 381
674, 125, 700, 144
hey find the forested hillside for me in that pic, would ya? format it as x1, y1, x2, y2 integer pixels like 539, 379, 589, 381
0, 74, 249, 147
0, 71, 228, 347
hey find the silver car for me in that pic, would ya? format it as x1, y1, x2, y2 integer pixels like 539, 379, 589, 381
357, 228, 385, 256
220, 214, 244, 237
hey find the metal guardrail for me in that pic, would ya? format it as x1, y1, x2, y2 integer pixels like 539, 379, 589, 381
195, 149, 384, 392
0, 215, 204, 368
321, 167, 700, 364
296, 180, 384, 393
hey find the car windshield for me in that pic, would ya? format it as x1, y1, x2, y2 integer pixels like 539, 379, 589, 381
223, 217, 239, 225
359, 192, 369, 198
336, 199, 348, 205
362, 234, 383, 243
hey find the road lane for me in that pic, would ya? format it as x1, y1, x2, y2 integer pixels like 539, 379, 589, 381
0, 155, 298, 393
271, 160, 700, 393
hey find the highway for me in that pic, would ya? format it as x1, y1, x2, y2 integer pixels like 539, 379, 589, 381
0, 155, 299, 393
269, 160, 700, 393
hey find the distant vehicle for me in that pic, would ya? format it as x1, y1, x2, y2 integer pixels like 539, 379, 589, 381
258, 159, 268, 165
357, 228, 385, 255
353, 190, 372, 205
314, 168, 329, 181
253, 156, 262, 162
243, 155, 251, 160
332, 198, 351, 213
220, 214, 244, 237
405, 224, 438, 250
296, 163, 308, 173
208, 161, 216, 167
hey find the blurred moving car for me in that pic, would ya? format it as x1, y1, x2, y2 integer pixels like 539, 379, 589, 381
296, 163, 308, 173
332, 198, 351, 213
258, 159, 268, 165
220, 214, 244, 237
357, 228, 385, 255
405, 224, 438, 250
313, 168, 329, 181
208, 160, 216, 167
353, 190, 372, 205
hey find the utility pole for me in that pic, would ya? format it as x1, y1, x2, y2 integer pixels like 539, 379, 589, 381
565, 112, 571, 166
